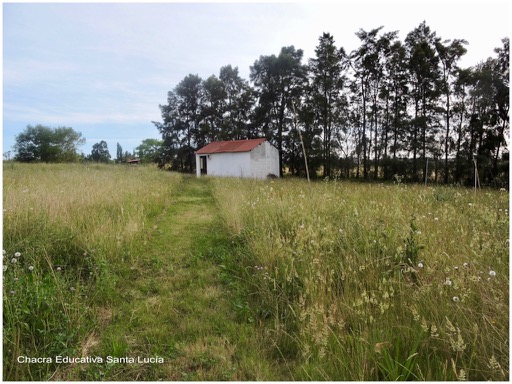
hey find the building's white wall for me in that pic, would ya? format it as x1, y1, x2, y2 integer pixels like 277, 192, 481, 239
207, 152, 252, 177
250, 141, 280, 178
195, 141, 279, 179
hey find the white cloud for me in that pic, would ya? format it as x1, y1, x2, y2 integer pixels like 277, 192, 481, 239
3, 1, 509, 156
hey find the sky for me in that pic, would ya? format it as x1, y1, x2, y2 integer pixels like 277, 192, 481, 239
2, 1, 510, 159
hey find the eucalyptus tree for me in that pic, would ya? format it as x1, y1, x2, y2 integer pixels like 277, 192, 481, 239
451, 67, 474, 182
346, 87, 364, 178
157, 74, 203, 172
350, 27, 394, 179
435, 37, 468, 183
466, 60, 496, 184
176, 74, 203, 165
116, 142, 124, 163
465, 39, 509, 185
153, 115, 183, 171
405, 21, 442, 181
284, 88, 324, 177
200, 74, 225, 143
219, 65, 256, 140
250, 46, 307, 176
350, 28, 378, 179
370, 29, 399, 179
382, 39, 410, 178
308, 32, 348, 177
91, 140, 111, 163
490, 38, 509, 180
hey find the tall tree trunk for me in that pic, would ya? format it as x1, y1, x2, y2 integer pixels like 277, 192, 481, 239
373, 93, 379, 180
454, 92, 466, 183
412, 98, 419, 180
361, 79, 368, 179
421, 90, 427, 182
277, 96, 285, 177
383, 96, 390, 180
443, 91, 450, 183
492, 118, 507, 176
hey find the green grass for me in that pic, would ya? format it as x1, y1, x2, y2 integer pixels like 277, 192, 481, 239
3, 163, 509, 381
3, 165, 280, 381
212, 177, 509, 381
3, 163, 181, 380
68, 175, 280, 381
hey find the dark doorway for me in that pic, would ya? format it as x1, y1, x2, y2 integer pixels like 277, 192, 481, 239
200, 155, 207, 175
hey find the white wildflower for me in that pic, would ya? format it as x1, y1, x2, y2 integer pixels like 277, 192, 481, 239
452, 296, 460, 303
489, 270, 496, 277
417, 262, 424, 268
28, 266, 34, 271
14, 252, 21, 258
11, 258, 17, 264
444, 278, 452, 286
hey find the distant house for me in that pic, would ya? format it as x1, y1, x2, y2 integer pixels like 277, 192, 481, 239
195, 138, 279, 179
127, 158, 140, 165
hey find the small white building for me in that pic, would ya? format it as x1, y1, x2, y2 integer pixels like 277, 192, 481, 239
195, 138, 279, 179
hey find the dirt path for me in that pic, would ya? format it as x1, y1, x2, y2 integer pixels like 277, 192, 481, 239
70, 176, 278, 380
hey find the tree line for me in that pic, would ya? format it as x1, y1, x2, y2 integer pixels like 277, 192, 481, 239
155, 22, 509, 186
12, 124, 163, 165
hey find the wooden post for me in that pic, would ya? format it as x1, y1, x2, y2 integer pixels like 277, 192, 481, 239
473, 155, 480, 193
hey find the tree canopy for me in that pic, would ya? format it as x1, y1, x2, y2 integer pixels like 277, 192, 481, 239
155, 24, 509, 187
90, 140, 111, 163
135, 138, 163, 164
14, 124, 85, 163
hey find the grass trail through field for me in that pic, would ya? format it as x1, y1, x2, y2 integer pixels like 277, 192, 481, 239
63, 176, 278, 381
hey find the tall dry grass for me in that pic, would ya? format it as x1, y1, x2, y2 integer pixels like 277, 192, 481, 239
2, 163, 181, 380
212, 177, 509, 380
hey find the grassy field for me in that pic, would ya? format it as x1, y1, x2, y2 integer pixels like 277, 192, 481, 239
2, 164, 280, 381
212, 177, 509, 380
3, 163, 181, 380
2, 163, 509, 381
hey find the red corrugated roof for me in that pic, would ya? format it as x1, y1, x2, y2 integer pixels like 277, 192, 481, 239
195, 138, 267, 154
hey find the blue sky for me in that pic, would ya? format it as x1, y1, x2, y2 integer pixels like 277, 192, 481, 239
2, 1, 510, 159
